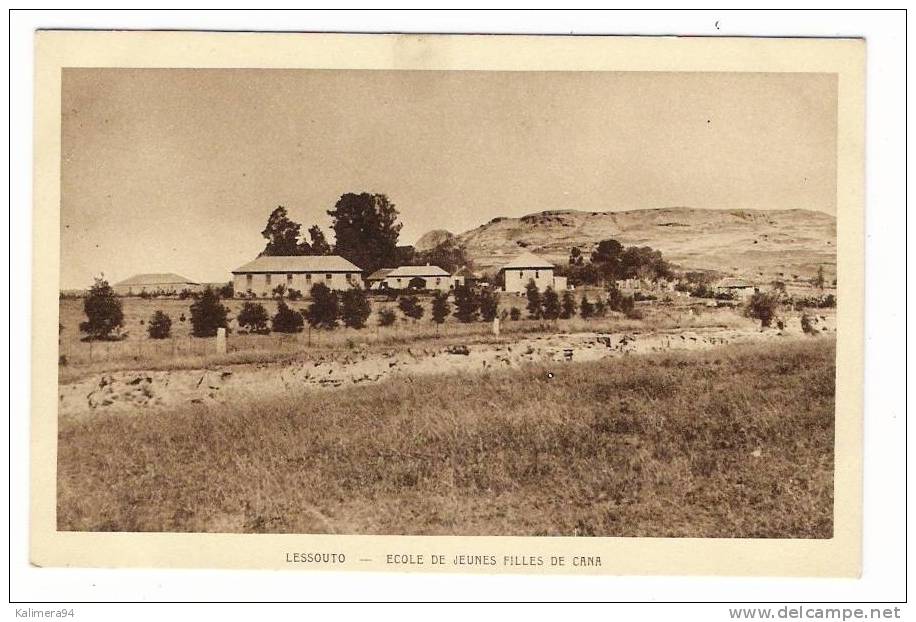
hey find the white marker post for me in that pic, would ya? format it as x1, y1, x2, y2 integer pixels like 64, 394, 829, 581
216, 327, 227, 355
492, 317, 500, 337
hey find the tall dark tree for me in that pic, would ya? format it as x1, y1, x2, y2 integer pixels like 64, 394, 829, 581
431, 291, 450, 326
272, 300, 305, 333
189, 286, 229, 337
542, 287, 561, 320
452, 285, 479, 323
478, 288, 499, 322
398, 295, 424, 321
304, 283, 340, 329
260, 206, 302, 256
80, 277, 124, 340
327, 193, 403, 274
560, 289, 577, 319
579, 295, 594, 319
302, 225, 332, 256
525, 280, 542, 319
340, 287, 372, 329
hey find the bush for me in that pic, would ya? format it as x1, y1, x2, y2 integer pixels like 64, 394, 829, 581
744, 291, 780, 328
398, 295, 424, 321
593, 299, 607, 317
79, 277, 124, 340
146, 311, 172, 339
305, 283, 339, 329
287, 288, 302, 301
560, 290, 576, 319
579, 295, 594, 319
189, 286, 230, 337
800, 313, 818, 335
377, 308, 397, 327
453, 285, 479, 323
218, 282, 234, 299
178, 288, 193, 300
478, 288, 499, 322
341, 288, 372, 329
272, 300, 304, 333
237, 301, 270, 334
632, 291, 656, 302
272, 284, 287, 299
509, 307, 521, 321
431, 291, 450, 325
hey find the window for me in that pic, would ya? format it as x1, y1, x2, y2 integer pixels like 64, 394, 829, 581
518, 271, 523, 279
246, 274, 252, 287
346, 273, 353, 282
535, 271, 539, 279
265, 274, 272, 286
306, 274, 312, 283
436, 278, 441, 285
326, 274, 332, 281
287, 274, 293, 285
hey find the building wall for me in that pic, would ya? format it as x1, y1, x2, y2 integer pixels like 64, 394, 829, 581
502, 268, 557, 293
234, 272, 362, 297
383, 274, 455, 292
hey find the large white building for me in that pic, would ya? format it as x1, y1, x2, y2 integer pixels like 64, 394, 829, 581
231, 255, 363, 297
113, 273, 201, 296
382, 265, 463, 292
500, 252, 567, 293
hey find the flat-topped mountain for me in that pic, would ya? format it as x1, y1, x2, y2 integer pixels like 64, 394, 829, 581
436, 207, 836, 281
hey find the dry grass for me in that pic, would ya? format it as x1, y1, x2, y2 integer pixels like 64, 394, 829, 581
58, 336, 835, 538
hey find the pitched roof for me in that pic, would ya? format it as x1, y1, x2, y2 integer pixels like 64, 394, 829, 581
366, 268, 395, 281
386, 265, 451, 278
500, 252, 555, 270
232, 255, 362, 273
115, 273, 198, 286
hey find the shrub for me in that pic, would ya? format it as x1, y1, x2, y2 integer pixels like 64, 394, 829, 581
542, 287, 561, 320
509, 307, 521, 321
377, 308, 397, 327
525, 281, 542, 319
79, 277, 124, 341
341, 288, 372, 329
801, 313, 818, 335
744, 291, 780, 328
237, 302, 270, 334
272, 284, 287, 299
218, 282, 234, 299
178, 288, 193, 300
593, 299, 607, 317
431, 291, 450, 325
453, 285, 479, 323
579, 295, 594, 319
305, 283, 339, 329
189, 286, 230, 337
632, 291, 657, 302
478, 288, 499, 322
560, 289, 577, 319
146, 310, 172, 339
398, 295, 424, 321
272, 300, 304, 333
287, 288, 302, 301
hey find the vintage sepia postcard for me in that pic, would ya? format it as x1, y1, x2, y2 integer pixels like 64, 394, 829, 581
31, 31, 865, 575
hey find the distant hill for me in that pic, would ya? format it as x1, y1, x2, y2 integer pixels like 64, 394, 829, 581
414, 229, 457, 253
438, 207, 836, 282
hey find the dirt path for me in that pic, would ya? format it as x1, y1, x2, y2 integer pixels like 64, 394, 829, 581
58, 317, 835, 419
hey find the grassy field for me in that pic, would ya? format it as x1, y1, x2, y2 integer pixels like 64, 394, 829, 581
58, 336, 835, 538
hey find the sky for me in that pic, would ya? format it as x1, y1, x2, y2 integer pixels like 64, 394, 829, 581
60, 69, 837, 289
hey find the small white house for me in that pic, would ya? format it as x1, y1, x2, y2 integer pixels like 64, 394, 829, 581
231, 255, 363, 298
382, 265, 462, 292
500, 252, 567, 293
